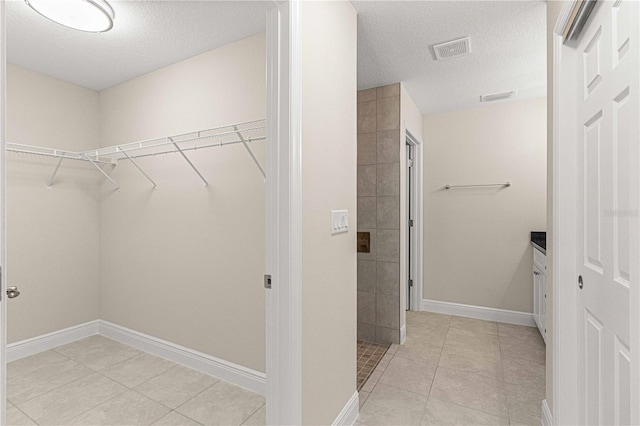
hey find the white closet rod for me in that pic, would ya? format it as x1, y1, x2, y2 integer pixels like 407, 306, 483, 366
7, 119, 267, 189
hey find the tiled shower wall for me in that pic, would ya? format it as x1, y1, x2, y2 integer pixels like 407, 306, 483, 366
357, 83, 401, 345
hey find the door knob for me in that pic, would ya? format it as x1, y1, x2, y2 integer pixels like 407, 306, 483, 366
578, 275, 583, 289
6, 286, 20, 299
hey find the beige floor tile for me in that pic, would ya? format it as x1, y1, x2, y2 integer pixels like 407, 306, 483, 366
387, 343, 400, 355
359, 391, 371, 408
438, 346, 503, 380
509, 411, 543, 426
176, 381, 265, 426
54, 335, 142, 371
407, 311, 451, 328
450, 316, 498, 336
361, 369, 383, 393
67, 390, 170, 425
445, 327, 500, 348
152, 411, 203, 426
6, 403, 37, 426
375, 353, 394, 371
497, 323, 542, 340
430, 367, 508, 418
242, 404, 266, 425
102, 352, 177, 388
378, 356, 437, 395
421, 397, 509, 425
502, 354, 546, 390
505, 383, 545, 420
358, 383, 427, 426
136, 365, 219, 409
394, 338, 444, 365
7, 350, 94, 405
17, 373, 128, 425
499, 335, 546, 364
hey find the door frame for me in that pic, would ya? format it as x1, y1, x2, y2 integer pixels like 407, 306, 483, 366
0, 0, 6, 423
404, 127, 424, 312
553, 1, 640, 424
265, 2, 303, 425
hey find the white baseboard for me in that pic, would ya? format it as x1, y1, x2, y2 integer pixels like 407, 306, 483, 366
400, 324, 407, 344
6, 320, 100, 363
98, 321, 266, 396
541, 399, 553, 426
421, 299, 535, 327
332, 391, 359, 426
6, 320, 266, 396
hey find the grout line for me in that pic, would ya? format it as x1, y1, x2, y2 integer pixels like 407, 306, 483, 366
240, 402, 266, 425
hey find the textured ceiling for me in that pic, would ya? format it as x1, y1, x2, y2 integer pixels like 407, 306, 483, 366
352, 1, 547, 115
7, 0, 273, 91
7, 1, 546, 115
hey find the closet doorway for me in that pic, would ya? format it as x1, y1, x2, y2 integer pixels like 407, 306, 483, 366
0, 2, 276, 424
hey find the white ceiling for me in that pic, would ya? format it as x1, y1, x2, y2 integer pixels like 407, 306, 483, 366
352, 1, 547, 115
7, 0, 546, 115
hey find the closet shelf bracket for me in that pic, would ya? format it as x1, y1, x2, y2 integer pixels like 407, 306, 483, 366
118, 146, 157, 189
47, 158, 64, 189
81, 153, 120, 190
169, 137, 208, 186
234, 125, 266, 180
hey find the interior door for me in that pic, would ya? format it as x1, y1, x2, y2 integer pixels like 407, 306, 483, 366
0, 1, 6, 423
576, 1, 639, 424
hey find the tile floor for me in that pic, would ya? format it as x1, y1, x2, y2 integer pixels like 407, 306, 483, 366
357, 341, 390, 391
357, 312, 546, 426
6, 335, 265, 426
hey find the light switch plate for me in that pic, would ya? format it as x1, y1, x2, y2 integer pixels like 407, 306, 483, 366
331, 210, 349, 235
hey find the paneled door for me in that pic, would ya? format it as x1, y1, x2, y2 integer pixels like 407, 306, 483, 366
575, 1, 639, 424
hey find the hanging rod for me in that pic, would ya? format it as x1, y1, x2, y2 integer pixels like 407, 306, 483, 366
445, 182, 511, 190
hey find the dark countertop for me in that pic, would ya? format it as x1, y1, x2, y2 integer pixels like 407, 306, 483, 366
531, 231, 546, 254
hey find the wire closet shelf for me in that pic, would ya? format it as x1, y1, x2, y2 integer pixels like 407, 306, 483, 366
7, 119, 267, 189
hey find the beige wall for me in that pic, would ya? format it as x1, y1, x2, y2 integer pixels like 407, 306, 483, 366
6, 64, 101, 342
301, 1, 357, 424
422, 98, 546, 313
98, 33, 266, 372
546, 0, 566, 414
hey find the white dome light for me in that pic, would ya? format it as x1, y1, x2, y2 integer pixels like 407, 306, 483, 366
24, 0, 115, 33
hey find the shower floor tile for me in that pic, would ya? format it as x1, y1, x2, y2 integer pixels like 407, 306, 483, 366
357, 340, 390, 391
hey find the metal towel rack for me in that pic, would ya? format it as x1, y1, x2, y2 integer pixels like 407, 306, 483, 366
7, 118, 266, 189
445, 181, 511, 190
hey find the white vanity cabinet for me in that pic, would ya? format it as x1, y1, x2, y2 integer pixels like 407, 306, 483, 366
533, 246, 546, 343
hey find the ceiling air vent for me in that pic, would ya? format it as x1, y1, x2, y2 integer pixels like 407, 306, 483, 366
433, 37, 471, 60
480, 90, 517, 103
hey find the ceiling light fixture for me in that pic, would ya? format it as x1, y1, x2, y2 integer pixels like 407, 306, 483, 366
24, 0, 115, 33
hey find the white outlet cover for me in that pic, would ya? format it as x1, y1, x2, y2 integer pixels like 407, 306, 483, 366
331, 210, 349, 235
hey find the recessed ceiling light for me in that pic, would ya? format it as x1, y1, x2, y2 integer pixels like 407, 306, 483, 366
480, 90, 517, 103
24, 0, 115, 33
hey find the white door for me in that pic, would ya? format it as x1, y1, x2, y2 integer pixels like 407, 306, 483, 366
0, 1, 7, 423
575, 1, 639, 424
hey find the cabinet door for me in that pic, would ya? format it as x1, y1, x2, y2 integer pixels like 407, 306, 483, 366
540, 272, 546, 342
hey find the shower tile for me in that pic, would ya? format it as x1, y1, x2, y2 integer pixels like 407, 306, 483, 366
176, 381, 264, 426
376, 96, 400, 131
358, 322, 376, 342
358, 101, 377, 134
377, 163, 400, 197
376, 326, 400, 345
358, 291, 376, 325
357, 196, 377, 229
377, 196, 399, 229
357, 260, 376, 293
377, 130, 400, 164
377, 83, 400, 99
358, 88, 377, 103
136, 365, 219, 409
377, 229, 399, 262
358, 165, 377, 197
376, 293, 400, 329
358, 133, 377, 165
377, 261, 400, 296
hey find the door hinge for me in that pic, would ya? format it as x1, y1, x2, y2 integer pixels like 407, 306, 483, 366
264, 274, 272, 289
408, 279, 413, 288
408, 159, 414, 168
409, 219, 414, 227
